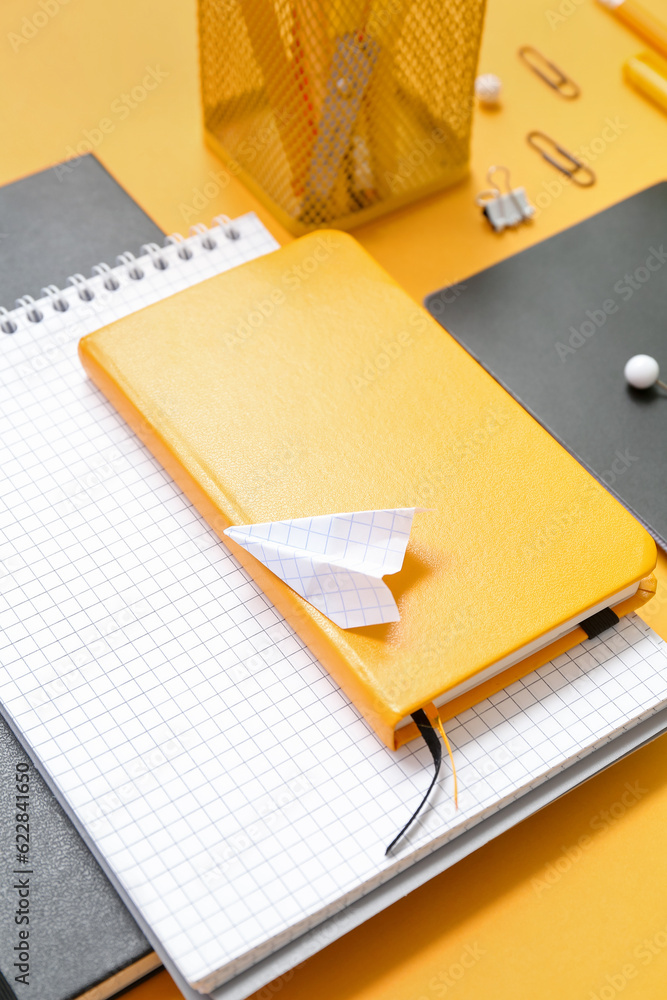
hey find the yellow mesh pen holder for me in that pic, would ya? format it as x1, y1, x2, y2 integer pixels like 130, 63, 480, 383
199, 0, 486, 234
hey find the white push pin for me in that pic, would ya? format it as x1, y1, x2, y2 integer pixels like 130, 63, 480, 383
475, 73, 502, 107
624, 354, 667, 391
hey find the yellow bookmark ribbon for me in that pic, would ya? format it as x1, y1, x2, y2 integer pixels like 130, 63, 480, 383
436, 715, 458, 810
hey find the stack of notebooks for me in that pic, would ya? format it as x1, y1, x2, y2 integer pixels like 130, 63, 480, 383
1, 160, 666, 1000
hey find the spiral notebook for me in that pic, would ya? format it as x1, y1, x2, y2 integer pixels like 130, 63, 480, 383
1, 198, 667, 999
0, 155, 165, 1000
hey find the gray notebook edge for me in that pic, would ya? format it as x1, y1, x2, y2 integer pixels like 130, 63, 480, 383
0, 153, 164, 308
6, 691, 664, 1000
0, 716, 159, 1000
0, 154, 164, 1000
423, 181, 667, 552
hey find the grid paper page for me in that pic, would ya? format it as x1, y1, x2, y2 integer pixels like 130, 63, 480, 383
0, 219, 666, 991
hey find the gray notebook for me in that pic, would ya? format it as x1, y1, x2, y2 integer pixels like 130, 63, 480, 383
0, 155, 162, 1000
0, 155, 163, 307
425, 182, 667, 550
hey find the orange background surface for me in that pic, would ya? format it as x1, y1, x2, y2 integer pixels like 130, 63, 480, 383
2, 0, 667, 997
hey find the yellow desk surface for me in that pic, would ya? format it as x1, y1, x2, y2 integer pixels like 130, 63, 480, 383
2, 0, 666, 997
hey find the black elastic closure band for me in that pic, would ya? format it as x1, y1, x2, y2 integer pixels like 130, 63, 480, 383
580, 607, 620, 639
385, 709, 442, 856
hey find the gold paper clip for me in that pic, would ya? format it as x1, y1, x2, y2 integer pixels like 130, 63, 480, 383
526, 131, 596, 187
518, 46, 580, 99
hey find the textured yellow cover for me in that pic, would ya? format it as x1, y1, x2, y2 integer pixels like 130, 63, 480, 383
79, 233, 656, 749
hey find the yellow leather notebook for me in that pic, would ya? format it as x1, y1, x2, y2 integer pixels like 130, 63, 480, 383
79, 233, 656, 751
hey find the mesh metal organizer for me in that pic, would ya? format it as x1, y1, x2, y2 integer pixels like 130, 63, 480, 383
199, 0, 487, 233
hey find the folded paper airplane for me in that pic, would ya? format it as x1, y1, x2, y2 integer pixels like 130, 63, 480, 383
224, 508, 425, 628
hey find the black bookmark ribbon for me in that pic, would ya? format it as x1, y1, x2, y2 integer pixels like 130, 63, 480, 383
0, 968, 17, 1000
385, 709, 442, 856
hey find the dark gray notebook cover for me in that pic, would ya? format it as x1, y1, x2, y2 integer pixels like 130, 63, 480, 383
0, 723, 151, 1000
0, 155, 161, 1000
0, 154, 163, 308
425, 182, 667, 550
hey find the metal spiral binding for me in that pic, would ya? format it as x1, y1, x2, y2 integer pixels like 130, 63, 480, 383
41, 284, 70, 312
0, 216, 244, 334
214, 214, 240, 240
0, 308, 18, 334
140, 243, 169, 271
91, 262, 120, 291
68, 273, 96, 301
15, 295, 43, 323
189, 223, 217, 251
116, 251, 144, 281
164, 232, 193, 260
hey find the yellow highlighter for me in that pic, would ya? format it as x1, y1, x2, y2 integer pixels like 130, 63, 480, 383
598, 0, 667, 59
624, 50, 667, 112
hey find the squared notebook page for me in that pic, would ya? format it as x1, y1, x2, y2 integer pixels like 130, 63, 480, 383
0, 214, 666, 992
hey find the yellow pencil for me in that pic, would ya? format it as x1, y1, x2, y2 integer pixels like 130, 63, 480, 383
598, 0, 667, 59
624, 51, 667, 113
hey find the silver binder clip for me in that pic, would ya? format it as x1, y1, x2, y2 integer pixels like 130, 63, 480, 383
476, 166, 534, 232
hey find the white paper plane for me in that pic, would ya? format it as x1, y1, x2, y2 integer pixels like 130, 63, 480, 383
224, 508, 426, 629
